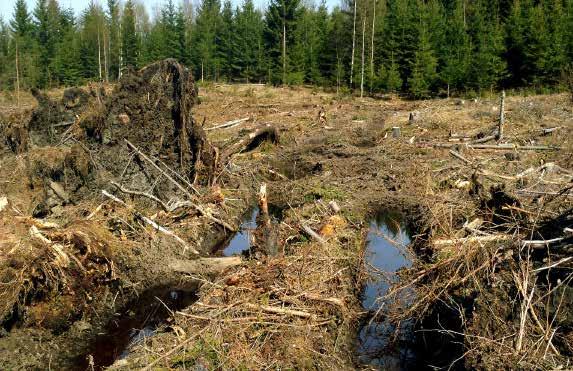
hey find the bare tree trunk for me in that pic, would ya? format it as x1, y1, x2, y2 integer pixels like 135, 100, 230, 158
350, 0, 357, 88
201, 61, 204, 82
118, 23, 122, 79
282, 14, 287, 85
15, 39, 20, 108
370, 0, 376, 92
497, 90, 505, 141
97, 26, 102, 80
360, 19, 366, 98
103, 29, 109, 83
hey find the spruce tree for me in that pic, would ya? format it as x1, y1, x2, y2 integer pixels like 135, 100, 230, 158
440, 0, 470, 94
233, 0, 266, 82
107, 0, 120, 80
192, 0, 222, 80
264, 0, 303, 84
11, 0, 39, 89
217, 0, 234, 81
121, 0, 139, 69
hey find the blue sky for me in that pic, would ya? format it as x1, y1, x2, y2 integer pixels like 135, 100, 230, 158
0, 0, 338, 22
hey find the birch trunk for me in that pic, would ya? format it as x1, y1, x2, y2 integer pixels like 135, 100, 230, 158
15, 39, 20, 108
350, 0, 357, 87
360, 19, 366, 98
370, 0, 376, 91
283, 15, 287, 85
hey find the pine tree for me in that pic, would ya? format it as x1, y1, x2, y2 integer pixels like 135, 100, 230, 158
121, 0, 139, 70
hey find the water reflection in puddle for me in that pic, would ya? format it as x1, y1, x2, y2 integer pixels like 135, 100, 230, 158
223, 207, 258, 256
77, 288, 197, 370
358, 210, 416, 369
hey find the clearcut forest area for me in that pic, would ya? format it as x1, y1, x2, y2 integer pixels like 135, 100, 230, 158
0, 0, 572, 370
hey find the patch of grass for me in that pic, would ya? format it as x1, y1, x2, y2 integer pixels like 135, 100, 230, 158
304, 185, 347, 202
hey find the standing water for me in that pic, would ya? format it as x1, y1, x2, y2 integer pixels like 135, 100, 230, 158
358, 210, 416, 369
222, 207, 258, 256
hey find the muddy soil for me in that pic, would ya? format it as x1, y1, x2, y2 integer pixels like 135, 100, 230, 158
1, 76, 572, 370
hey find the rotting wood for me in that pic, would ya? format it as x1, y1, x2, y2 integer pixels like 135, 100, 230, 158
169, 257, 242, 275
101, 190, 200, 255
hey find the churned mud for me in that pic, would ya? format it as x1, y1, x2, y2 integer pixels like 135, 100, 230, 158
1, 64, 572, 369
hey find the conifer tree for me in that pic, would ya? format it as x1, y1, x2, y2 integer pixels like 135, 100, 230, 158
217, 0, 234, 81
107, 0, 120, 80
264, 0, 302, 84
192, 0, 222, 80
121, 0, 138, 70
233, 0, 266, 82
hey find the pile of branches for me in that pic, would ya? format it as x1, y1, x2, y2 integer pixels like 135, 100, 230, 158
380, 149, 573, 369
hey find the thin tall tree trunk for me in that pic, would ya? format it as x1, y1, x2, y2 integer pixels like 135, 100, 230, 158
118, 23, 122, 79
98, 27, 102, 80
282, 14, 286, 85
15, 39, 20, 108
201, 61, 204, 82
350, 0, 357, 87
370, 0, 376, 91
103, 30, 109, 83
360, 19, 365, 98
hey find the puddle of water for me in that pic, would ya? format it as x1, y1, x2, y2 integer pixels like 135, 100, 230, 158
358, 210, 417, 369
77, 288, 197, 370
218, 205, 283, 257
222, 207, 258, 256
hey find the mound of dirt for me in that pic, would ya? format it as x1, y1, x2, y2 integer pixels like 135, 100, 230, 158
79, 59, 218, 187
